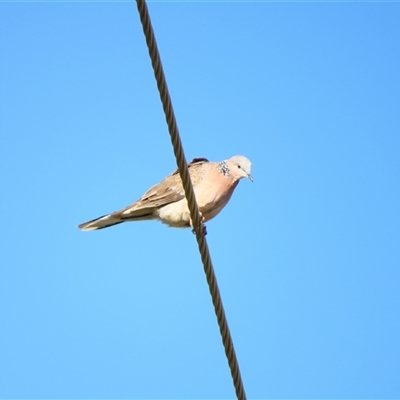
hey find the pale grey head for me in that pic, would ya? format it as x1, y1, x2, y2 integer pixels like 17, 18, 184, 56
227, 155, 253, 181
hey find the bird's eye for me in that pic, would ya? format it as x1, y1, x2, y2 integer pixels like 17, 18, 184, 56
237, 165, 241, 169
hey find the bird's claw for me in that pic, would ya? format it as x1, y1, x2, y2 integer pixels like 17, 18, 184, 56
192, 223, 207, 237
190, 212, 207, 236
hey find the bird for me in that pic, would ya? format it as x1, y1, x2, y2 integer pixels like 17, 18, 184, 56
78, 155, 252, 232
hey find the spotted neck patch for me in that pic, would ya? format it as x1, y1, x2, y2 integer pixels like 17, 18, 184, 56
217, 161, 230, 177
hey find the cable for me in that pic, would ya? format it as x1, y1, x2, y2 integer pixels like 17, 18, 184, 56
135, 1, 247, 399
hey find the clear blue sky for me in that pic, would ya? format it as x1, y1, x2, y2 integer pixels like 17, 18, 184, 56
1, 1, 399, 398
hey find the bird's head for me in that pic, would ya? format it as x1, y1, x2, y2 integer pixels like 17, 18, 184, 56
228, 155, 253, 182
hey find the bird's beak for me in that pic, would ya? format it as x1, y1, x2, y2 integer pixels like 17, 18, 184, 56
248, 174, 253, 182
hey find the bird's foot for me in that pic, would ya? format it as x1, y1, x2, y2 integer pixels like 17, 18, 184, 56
192, 223, 207, 237
191, 213, 207, 236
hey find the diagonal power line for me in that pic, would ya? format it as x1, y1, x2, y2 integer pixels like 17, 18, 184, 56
135, 1, 247, 399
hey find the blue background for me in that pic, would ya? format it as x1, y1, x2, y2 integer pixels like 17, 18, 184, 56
1, 1, 399, 398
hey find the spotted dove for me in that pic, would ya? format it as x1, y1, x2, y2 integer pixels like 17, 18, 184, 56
78, 155, 252, 231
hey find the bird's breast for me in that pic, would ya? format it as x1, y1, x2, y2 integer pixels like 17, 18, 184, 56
195, 179, 238, 222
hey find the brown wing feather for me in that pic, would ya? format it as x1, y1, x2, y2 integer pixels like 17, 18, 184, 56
114, 158, 210, 219
171, 157, 209, 175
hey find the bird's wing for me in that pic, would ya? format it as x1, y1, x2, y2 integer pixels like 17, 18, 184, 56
116, 158, 210, 219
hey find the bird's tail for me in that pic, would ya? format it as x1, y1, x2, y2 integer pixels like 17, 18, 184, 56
78, 214, 124, 231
